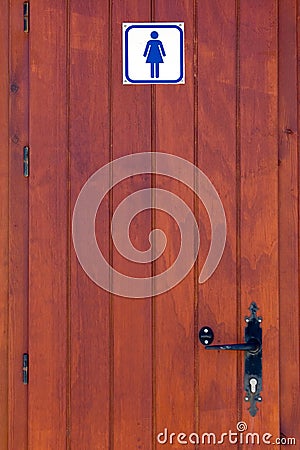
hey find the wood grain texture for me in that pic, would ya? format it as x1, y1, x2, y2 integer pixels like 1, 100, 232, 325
111, 2, 153, 449
28, 1, 68, 448
0, 2, 9, 448
197, 0, 238, 443
154, 2, 196, 447
240, 0, 280, 445
278, 0, 300, 442
69, 1, 110, 448
8, 2, 29, 448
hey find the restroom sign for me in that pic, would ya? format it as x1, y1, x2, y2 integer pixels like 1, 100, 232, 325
123, 23, 185, 84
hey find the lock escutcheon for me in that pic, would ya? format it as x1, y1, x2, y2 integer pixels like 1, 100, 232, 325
199, 302, 263, 417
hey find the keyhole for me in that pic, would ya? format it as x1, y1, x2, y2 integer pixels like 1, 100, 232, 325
249, 377, 258, 393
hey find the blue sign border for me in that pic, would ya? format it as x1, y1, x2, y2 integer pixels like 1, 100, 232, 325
124, 24, 184, 84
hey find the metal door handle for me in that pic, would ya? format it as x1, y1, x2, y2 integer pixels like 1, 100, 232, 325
205, 337, 261, 353
199, 302, 263, 417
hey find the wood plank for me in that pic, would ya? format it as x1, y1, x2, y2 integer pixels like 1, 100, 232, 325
197, 0, 238, 443
278, 0, 300, 442
0, 1, 9, 448
69, 2, 110, 448
28, 2, 68, 448
154, 1, 196, 446
8, 2, 29, 448
240, 0, 280, 444
111, 2, 153, 449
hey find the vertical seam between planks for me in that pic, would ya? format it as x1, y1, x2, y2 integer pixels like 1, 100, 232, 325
151, 2, 156, 448
276, 0, 281, 436
108, 0, 114, 448
297, 0, 300, 401
193, 0, 199, 448
278, 0, 281, 430
235, 0, 242, 436
26, 0, 30, 445
277, 0, 281, 435
66, 0, 71, 448
150, 2, 156, 449
151, 3, 156, 450
276, 1, 281, 435
8, 2, 11, 447
151, 96, 156, 450
7, 2, 11, 448
7, 2, 11, 447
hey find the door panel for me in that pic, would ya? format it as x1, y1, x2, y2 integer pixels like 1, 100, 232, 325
197, 1, 238, 441
2, 1, 300, 449
278, 0, 300, 438
9, 1, 29, 446
0, 2, 9, 448
29, 2, 68, 447
154, 0, 196, 444
69, 2, 110, 448
111, 1, 153, 448
239, 0, 280, 443
2, 2, 30, 449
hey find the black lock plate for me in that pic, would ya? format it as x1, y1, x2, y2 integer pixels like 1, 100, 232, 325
199, 326, 214, 346
244, 302, 263, 417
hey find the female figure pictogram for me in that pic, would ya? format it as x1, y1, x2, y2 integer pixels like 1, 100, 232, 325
143, 31, 166, 79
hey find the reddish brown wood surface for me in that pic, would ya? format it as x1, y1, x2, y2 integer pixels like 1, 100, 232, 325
279, 0, 300, 442
197, 1, 238, 444
8, 2, 29, 449
154, 2, 196, 448
28, 2, 68, 448
0, 2, 9, 448
111, 2, 153, 450
69, 2, 111, 449
240, 0, 280, 446
68, 1, 112, 449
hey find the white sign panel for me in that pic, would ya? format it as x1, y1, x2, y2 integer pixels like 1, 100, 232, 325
123, 22, 185, 85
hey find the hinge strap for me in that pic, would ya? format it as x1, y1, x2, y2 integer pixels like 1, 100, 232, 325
23, 146, 29, 177
23, 2, 29, 33
22, 353, 29, 384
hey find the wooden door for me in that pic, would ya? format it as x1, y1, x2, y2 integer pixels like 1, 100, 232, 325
1, 1, 300, 449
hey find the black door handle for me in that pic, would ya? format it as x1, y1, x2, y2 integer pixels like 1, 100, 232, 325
205, 337, 261, 353
199, 302, 263, 417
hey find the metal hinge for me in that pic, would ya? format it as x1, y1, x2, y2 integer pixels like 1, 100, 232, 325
22, 353, 29, 384
23, 146, 29, 177
23, 2, 30, 33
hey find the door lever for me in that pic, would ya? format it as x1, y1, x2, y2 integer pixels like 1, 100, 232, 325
199, 302, 262, 417
205, 337, 261, 353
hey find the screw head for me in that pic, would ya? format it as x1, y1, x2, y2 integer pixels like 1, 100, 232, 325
245, 318, 250, 323
257, 396, 262, 402
244, 396, 249, 402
